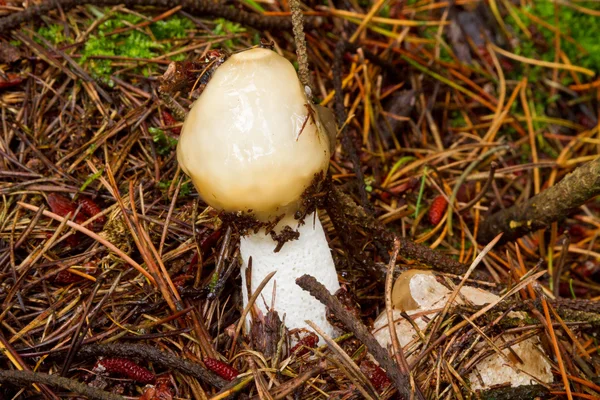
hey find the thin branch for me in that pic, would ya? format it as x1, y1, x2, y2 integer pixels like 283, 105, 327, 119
385, 238, 411, 374
289, 0, 312, 91
478, 157, 600, 243
0, 369, 125, 400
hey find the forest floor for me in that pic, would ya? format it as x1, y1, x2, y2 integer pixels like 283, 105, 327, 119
0, 0, 599, 399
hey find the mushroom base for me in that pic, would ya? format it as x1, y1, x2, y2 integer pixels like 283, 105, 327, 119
240, 211, 340, 343
372, 271, 553, 390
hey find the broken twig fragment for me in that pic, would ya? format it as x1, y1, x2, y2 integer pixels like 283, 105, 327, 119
296, 274, 424, 400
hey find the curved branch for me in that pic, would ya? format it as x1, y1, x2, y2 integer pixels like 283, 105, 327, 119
478, 157, 600, 244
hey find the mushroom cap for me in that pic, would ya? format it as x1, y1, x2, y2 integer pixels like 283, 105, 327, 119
177, 48, 332, 221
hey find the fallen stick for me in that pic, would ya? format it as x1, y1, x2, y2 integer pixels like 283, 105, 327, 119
296, 274, 424, 400
478, 157, 600, 244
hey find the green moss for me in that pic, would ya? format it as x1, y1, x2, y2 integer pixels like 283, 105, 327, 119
519, 143, 531, 163
536, 133, 559, 158
123, 31, 161, 59
36, 24, 69, 45
212, 18, 246, 48
81, 35, 116, 77
449, 111, 466, 128
80, 12, 193, 78
79, 169, 104, 192
150, 127, 178, 155
158, 180, 191, 196
509, 1, 600, 72
380, 4, 391, 18
170, 53, 187, 62
438, 46, 455, 64
151, 16, 194, 40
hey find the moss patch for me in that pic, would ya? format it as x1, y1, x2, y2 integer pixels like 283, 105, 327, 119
37, 11, 194, 78
509, 1, 600, 72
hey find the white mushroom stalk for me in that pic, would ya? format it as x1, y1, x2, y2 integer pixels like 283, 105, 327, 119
176, 48, 340, 340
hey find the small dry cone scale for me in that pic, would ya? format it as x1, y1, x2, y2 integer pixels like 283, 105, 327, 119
372, 270, 553, 390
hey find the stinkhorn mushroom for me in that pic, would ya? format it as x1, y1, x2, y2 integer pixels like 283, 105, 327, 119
372, 270, 553, 390
176, 47, 340, 339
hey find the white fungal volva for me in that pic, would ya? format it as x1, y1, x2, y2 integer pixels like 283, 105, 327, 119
372, 270, 553, 389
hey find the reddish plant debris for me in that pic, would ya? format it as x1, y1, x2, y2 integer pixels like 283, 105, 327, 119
290, 332, 319, 357
45, 230, 81, 249
189, 251, 199, 268
47, 193, 87, 224
558, 282, 589, 297
77, 196, 106, 227
93, 358, 156, 384
140, 375, 173, 400
201, 229, 222, 253
172, 273, 194, 290
203, 358, 239, 381
360, 360, 391, 392
53, 269, 84, 284
327, 286, 361, 330
0, 73, 23, 89
428, 195, 448, 225
47, 193, 106, 248
380, 178, 419, 201
562, 224, 588, 242
53, 262, 97, 285
182, 230, 222, 275
47, 194, 106, 231
390, 178, 419, 194
162, 110, 181, 135
573, 260, 600, 280
205, 49, 223, 60
183, 251, 199, 275
456, 182, 477, 204
379, 192, 391, 202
